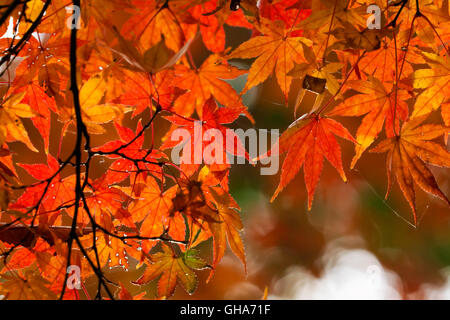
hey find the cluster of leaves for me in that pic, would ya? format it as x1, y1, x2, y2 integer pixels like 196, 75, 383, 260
0, 0, 448, 300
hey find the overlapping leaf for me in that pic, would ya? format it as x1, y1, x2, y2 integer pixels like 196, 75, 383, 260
371, 116, 450, 224
227, 18, 312, 100
133, 243, 202, 297
329, 77, 410, 167
265, 113, 355, 209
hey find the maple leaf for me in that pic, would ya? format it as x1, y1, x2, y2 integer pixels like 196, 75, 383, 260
328, 76, 410, 168
169, 178, 219, 228
295, 0, 380, 63
81, 234, 131, 269
288, 42, 342, 114
106, 30, 192, 76
332, 21, 386, 52
161, 166, 245, 276
93, 121, 166, 186
227, 18, 312, 100
189, 0, 252, 53
0, 92, 37, 151
12, 155, 76, 226
259, 0, 312, 29
18, 0, 46, 34
412, 52, 450, 119
370, 116, 450, 224
83, 177, 136, 230
133, 243, 201, 297
33, 241, 84, 300
206, 188, 246, 280
113, 69, 180, 118
387, 0, 450, 46
18, 81, 58, 153
16, 33, 72, 84
0, 146, 17, 185
9, 33, 73, 153
120, 0, 193, 53
341, 33, 425, 83
2, 239, 49, 273
162, 97, 249, 174
288, 43, 342, 96
62, 73, 131, 134
128, 178, 185, 245
0, 270, 57, 300
172, 54, 248, 117
266, 113, 356, 209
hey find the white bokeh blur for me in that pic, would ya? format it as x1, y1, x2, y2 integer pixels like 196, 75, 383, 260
255, 237, 450, 300
269, 238, 403, 300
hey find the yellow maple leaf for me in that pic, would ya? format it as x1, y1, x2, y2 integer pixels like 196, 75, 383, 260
227, 18, 312, 100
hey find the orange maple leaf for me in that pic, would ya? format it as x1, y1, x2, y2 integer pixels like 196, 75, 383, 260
267, 113, 356, 209
227, 18, 312, 100
129, 178, 185, 246
173, 54, 248, 117
412, 52, 450, 119
133, 243, 201, 298
328, 76, 410, 168
370, 116, 450, 224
